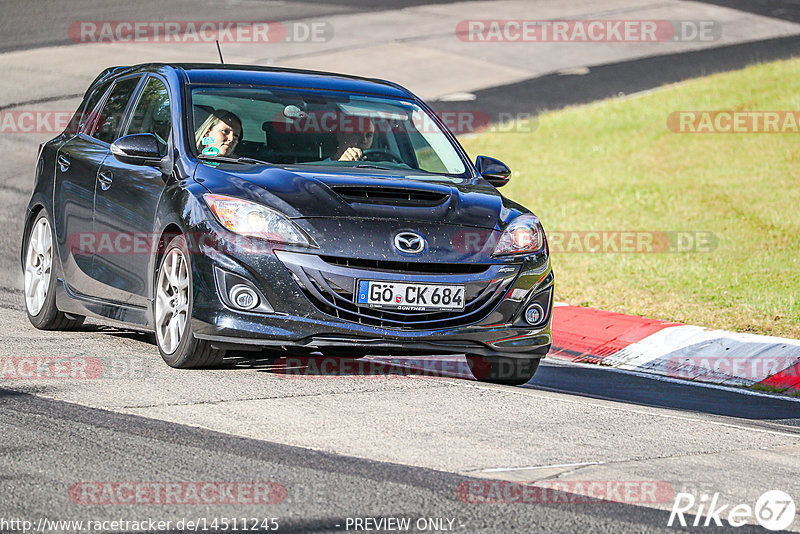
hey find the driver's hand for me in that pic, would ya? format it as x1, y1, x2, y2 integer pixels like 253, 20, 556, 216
338, 147, 363, 161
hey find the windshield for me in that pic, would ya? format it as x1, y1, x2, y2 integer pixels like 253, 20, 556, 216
189, 86, 469, 176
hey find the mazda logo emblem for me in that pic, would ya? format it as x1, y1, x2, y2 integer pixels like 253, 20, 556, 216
394, 232, 426, 254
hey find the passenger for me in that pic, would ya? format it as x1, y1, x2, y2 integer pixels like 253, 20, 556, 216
195, 109, 242, 157
333, 117, 375, 161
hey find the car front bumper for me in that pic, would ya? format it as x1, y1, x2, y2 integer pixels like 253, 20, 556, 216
186, 228, 554, 359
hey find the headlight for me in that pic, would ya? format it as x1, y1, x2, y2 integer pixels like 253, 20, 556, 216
492, 214, 545, 256
203, 194, 314, 247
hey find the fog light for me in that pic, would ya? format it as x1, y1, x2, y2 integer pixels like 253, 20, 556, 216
230, 284, 258, 310
525, 303, 545, 326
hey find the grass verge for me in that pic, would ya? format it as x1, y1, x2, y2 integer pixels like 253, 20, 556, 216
460, 58, 800, 338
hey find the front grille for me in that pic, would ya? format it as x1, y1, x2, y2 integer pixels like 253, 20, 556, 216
277, 252, 518, 330
330, 186, 449, 207
320, 256, 489, 275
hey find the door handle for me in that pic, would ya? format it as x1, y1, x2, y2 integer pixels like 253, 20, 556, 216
98, 170, 113, 190
57, 154, 70, 172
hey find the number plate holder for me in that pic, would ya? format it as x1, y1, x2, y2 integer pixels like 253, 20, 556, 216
355, 280, 465, 312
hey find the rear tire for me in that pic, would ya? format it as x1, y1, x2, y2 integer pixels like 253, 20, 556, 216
23, 211, 85, 330
466, 355, 541, 386
155, 235, 225, 368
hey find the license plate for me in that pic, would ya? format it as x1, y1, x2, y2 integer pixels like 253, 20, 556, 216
356, 280, 465, 311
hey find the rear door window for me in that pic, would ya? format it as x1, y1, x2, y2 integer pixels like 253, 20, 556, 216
88, 76, 141, 144
66, 81, 110, 136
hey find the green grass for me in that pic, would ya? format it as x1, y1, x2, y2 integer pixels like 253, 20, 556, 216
460, 58, 800, 338
751, 384, 790, 395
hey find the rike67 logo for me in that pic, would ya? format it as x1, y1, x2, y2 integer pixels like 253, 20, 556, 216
669, 490, 796, 530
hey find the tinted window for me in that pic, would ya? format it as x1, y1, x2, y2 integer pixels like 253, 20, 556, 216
190, 86, 468, 175
126, 77, 171, 154
89, 76, 140, 144
66, 81, 110, 135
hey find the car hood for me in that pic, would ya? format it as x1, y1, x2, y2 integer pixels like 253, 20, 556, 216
194, 163, 524, 230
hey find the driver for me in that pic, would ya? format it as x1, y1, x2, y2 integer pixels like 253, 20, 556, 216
333, 117, 375, 161
195, 109, 242, 157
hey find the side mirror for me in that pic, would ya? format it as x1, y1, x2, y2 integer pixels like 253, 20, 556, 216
476, 156, 511, 187
110, 133, 162, 166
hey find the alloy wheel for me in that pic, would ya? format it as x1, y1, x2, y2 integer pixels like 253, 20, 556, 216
155, 248, 190, 354
24, 217, 53, 316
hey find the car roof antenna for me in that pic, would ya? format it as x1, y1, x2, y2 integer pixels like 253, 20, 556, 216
216, 40, 225, 64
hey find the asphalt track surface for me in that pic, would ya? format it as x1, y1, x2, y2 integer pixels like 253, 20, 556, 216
0, 389, 704, 533
2, 2, 800, 533
2, 309, 799, 533
0, 0, 464, 53
694, 0, 800, 24
432, 34, 800, 121
3, 362, 798, 533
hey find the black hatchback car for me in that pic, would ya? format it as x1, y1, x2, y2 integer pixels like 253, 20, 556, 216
22, 64, 553, 385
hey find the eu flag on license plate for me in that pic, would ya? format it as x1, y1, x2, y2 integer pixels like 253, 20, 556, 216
357, 281, 370, 304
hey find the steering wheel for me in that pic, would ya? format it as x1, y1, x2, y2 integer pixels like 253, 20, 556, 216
360, 148, 403, 164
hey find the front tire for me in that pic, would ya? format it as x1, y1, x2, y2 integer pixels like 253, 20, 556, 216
466, 355, 541, 386
23, 211, 84, 330
154, 235, 225, 368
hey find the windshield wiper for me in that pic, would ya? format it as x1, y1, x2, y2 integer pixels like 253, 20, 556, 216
237, 156, 273, 166
198, 155, 273, 166
353, 164, 393, 170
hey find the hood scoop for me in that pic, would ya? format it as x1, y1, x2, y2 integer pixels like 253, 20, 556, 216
330, 186, 450, 208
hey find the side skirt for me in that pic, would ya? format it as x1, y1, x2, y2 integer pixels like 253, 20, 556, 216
56, 278, 152, 329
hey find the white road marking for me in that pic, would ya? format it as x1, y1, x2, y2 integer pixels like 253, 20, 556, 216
481, 461, 605, 473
